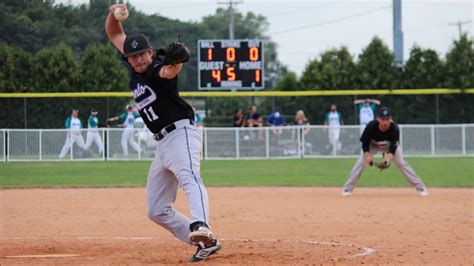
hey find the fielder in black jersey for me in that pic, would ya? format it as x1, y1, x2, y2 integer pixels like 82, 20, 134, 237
105, 4, 220, 262
342, 107, 428, 197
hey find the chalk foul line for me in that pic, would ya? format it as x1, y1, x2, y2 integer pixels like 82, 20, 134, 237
0, 236, 375, 260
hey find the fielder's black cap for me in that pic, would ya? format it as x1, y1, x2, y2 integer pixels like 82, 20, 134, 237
377, 107, 392, 118
91, 108, 98, 115
123, 34, 153, 58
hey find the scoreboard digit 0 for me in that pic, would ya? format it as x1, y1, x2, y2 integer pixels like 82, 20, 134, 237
198, 39, 264, 90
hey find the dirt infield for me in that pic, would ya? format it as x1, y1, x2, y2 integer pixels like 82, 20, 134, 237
1, 187, 473, 265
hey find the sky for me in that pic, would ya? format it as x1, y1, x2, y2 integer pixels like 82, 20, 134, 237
57, 0, 473, 76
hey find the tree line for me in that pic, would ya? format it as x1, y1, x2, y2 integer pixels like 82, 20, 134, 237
0, 0, 283, 93
208, 35, 474, 125
0, 0, 473, 128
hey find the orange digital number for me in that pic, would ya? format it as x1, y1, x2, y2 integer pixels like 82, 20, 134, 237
226, 48, 236, 62
227, 67, 236, 81
249, 47, 259, 61
255, 69, 260, 82
207, 48, 212, 61
212, 70, 221, 82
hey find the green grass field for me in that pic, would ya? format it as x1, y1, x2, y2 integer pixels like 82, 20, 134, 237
0, 157, 472, 188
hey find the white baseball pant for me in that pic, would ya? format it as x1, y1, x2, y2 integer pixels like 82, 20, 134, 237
59, 133, 86, 158
85, 130, 104, 154
121, 128, 141, 156
146, 119, 209, 244
343, 144, 427, 192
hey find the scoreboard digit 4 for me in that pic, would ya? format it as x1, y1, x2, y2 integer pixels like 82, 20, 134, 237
198, 39, 264, 90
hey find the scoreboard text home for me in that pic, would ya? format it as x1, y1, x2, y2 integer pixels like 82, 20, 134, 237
198, 39, 264, 90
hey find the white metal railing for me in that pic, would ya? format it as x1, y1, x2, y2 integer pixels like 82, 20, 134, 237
1, 124, 473, 162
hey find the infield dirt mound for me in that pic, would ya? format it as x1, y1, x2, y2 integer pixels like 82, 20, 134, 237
1, 187, 472, 264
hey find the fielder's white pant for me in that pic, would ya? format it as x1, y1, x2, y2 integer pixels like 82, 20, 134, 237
146, 119, 209, 244
59, 133, 86, 158
121, 128, 141, 156
343, 145, 427, 192
85, 130, 104, 154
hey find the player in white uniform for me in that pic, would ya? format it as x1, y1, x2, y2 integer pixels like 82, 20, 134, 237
107, 105, 142, 157
84, 108, 104, 155
59, 109, 86, 159
354, 98, 380, 134
106, 3, 220, 262
324, 104, 343, 151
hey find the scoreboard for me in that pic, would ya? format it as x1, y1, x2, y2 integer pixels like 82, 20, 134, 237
198, 39, 264, 90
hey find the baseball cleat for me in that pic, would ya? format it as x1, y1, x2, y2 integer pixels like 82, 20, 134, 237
342, 189, 352, 197
416, 187, 428, 197
188, 240, 221, 262
189, 226, 217, 246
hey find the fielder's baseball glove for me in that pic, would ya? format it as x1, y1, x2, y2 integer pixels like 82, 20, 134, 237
375, 160, 391, 171
159, 42, 191, 65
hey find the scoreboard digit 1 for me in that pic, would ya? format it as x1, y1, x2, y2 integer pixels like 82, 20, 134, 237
198, 39, 264, 90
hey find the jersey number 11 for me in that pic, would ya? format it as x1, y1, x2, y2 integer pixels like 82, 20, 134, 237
143, 106, 159, 121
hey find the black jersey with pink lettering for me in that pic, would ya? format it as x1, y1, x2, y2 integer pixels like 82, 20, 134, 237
129, 58, 193, 134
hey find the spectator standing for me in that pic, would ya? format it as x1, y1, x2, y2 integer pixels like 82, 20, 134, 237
324, 104, 343, 151
292, 110, 311, 154
293, 110, 310, 136
354, 98, 380, 133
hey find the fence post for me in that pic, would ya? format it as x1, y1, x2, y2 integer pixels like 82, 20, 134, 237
430, 125, 435, 156
462, 124, 466, 156
6, 129, 9, 162
39, 130, 42, 161
235, 128, 240, 159
102, 129, 105, 161
265, 128, 269, 158
3, 130, 6, 162
106, 128, 110, 161
299, 126, 303, 158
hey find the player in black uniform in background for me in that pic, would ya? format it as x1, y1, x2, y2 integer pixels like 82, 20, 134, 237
105, 3, 220, 262
342, 107, 428, 197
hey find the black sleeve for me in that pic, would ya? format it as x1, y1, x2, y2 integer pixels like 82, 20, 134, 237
389, 124, 400, 154
147, 59, 163, 80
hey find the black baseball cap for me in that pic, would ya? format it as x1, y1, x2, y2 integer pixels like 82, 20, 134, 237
123, 34, 153, 58
91, 108, 98, 115
377, 107, 392, 118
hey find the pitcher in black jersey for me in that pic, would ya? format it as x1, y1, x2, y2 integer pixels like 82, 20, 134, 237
342, 107, 428, 197
105, 4, 220, 262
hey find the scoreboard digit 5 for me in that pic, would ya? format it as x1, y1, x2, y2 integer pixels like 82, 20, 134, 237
198, 39, 264, 90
